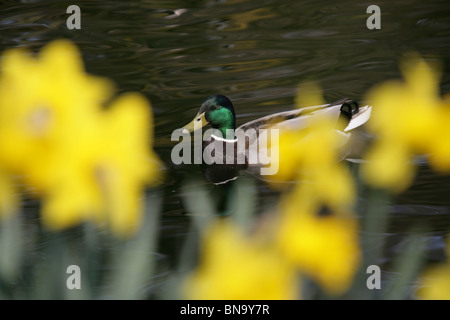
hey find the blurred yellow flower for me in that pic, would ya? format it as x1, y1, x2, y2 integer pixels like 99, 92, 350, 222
42, 93, 161, 237
270, 115, 355, 210
0, 171, 16, 219
417, 239, 450, 300
361, 56, 450, 191
417, 264, 450, 300
267, 87, 360, 295
276, 188, 360, 295
362, 140, 414, 192
427, 99, 450, 171
183, 220, 299, 300
0, 40, 112, 190
0, 40, 161, 237
270, 82, 336, 184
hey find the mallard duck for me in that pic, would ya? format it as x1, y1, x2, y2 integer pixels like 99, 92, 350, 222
181, 94, 372, 185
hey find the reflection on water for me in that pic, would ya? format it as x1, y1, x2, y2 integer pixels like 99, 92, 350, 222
1, 0, 450, 297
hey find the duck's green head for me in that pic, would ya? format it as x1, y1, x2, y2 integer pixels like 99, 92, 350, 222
182, 95, 236, 137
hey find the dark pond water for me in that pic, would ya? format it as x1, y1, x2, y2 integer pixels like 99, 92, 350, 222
2, 0, 450, 298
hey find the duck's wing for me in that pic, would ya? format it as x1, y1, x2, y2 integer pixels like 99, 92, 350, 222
343, 104, 372, 132
237, 99, 371, 133
236, 103, 329, 132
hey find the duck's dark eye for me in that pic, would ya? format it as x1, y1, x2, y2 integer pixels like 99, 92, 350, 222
213, 105, 220, 110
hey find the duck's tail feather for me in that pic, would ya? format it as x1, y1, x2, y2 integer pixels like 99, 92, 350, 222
344, 103, 372, 132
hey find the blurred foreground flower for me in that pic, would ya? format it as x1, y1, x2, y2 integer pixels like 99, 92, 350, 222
270, 116, 355, 209
276, 191, 360, 295
417, 240, 450, 300
361, 55, 450, 192
268, 85, 360, 295
0, 40, 161, 237
182, 220, 298, 300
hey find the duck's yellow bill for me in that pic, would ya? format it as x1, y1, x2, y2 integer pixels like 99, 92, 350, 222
182, 112, 208, 133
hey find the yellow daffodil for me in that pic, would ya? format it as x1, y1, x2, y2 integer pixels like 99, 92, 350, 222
269, 115, 356, 210
276, 187, 360, 295
42, 93, 161, 237
183, 220, 299, 300
0, 40, 161, 237
0, 170, 16, 219
0, 40, 113, 190
362, 139, 414, 193
269, 82, 338, 185
266, 86, 360, 295
417, 239, 450, 300
361, 56, 450, 191
417, 264, 450, 300
427, 98, 450, 171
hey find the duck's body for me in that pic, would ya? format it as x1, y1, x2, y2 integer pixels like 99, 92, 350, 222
182, 95, 372, 185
